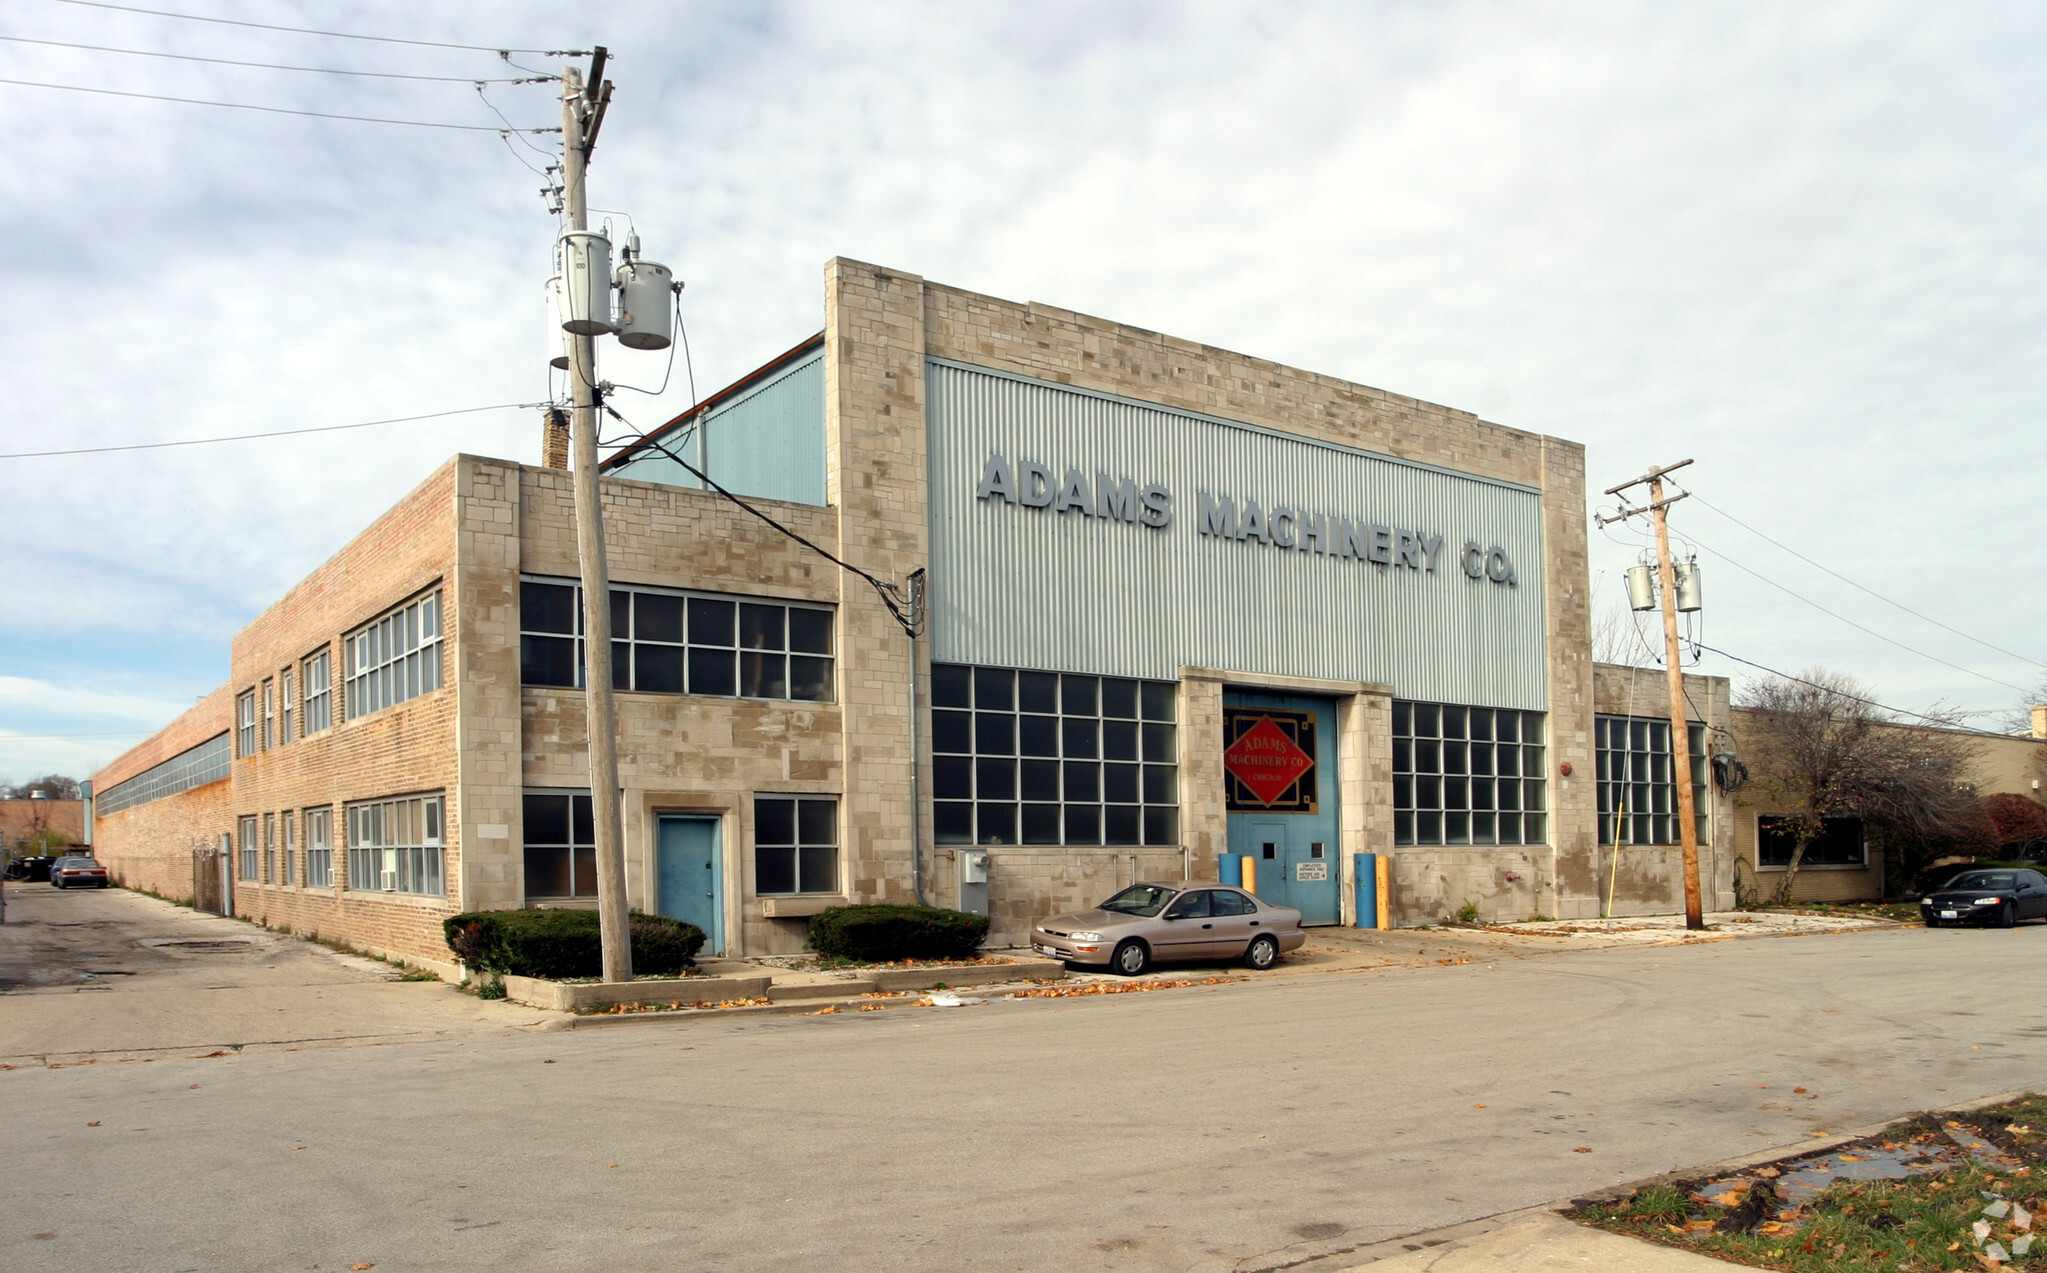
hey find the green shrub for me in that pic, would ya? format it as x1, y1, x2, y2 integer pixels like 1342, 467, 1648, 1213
443, 909, 704, 979
807, 904, 989, 962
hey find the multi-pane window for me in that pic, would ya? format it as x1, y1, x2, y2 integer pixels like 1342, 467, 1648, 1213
261, 680, 275, 751
1596, 716, 1709, 847
519, 578, 834, 703
755, 796, 838, 895
304, 806, 334, 888
303, 650, 332, 735
237, 690, 258, 758
932, 664, 1179, 847
1758, 815, 1864, 867
280, 810, 295, 886
523, 790, 597, 899
262, 812, 275, 882
238, 815, 259, 880
346, 793, 445, 896
279, 668, 294, 745
345, 590, 443, 720
1393, 701, 1548, 846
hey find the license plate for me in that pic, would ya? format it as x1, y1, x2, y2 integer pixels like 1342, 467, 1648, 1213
1941, 911, 1959, 919
1038, 945, 1061, 957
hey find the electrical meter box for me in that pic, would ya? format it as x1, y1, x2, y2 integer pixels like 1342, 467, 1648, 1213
957, 849, 990, 916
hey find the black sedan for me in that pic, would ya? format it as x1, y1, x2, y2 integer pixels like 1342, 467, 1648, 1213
1921, 868, 2047, 928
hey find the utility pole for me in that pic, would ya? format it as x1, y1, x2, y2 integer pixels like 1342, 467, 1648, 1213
561, 51, 631, 982
1597, 459, 1705, 931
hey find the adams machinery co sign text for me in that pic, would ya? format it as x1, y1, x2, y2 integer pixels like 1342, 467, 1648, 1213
973, 452, 1521, 586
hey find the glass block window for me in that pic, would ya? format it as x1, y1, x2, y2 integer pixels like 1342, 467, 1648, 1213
1393, 701, 1547, 846
304, 806, 334, 888
96, 732, 229, 815
523, 790, 597, 899
755, 795, 837, 895
236, 690, 257, 758
519, 577, 833, 703
1596, 716, 1709, 847
302, 650, 332, 735
238, 815, 259, 880
346, 793, 445, 896
345, 589, 443, 720
932, 664, 1179, 847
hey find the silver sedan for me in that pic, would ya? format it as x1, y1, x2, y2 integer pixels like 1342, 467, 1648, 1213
1031, 882, 1307, 976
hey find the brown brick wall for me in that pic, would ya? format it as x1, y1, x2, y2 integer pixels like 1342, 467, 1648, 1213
90, 686, 234, 898
0, 800, 85, 848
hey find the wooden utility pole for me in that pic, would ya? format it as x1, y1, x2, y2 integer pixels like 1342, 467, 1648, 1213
561, 52, 631, 982
1598, 459, 1705, 931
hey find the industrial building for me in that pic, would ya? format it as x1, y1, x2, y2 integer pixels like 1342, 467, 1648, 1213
93, 259, 1761, 972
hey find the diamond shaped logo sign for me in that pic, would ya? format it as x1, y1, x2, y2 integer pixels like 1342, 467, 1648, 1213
1223, 715, 1315, 807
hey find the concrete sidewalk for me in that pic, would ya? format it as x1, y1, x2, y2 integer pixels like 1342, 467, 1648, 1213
1342, 1210, 1733, 1271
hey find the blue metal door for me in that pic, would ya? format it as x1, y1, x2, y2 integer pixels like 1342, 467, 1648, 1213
1224, 692, 1341, 924
656, 815, 722, 956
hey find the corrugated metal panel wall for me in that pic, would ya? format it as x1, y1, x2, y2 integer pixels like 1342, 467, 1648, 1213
926, 360, 1549, 710
608, 350, 826, 506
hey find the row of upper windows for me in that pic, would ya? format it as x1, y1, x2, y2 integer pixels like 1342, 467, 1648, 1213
237, 588, 438, 759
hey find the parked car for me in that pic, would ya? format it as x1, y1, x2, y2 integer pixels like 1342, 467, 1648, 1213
48, 856, 109, 889
1031, 882, 1307, 975
1920, 868, 2047, 928
4, 856, 56, 882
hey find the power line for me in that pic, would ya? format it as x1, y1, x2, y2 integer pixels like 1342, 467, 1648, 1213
1692, 642, 2011, 733
43, 0, 589, 56
1691, 493, 2041, 672
0, 75, 559, 131
0, 34, 552, 82
0, 731, 152, 741
1682, 530, 2036, 698
0, 403, 545, 459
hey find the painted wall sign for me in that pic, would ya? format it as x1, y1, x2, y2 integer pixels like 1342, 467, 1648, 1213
1223, 709, 1318, 812
975, 452, 1516, 586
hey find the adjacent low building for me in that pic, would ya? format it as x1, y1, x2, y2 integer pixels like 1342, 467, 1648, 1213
94, 259, 1773, 972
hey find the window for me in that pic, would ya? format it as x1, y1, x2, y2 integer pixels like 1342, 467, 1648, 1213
1596, 716, 1709, 847
304, 806, 334, 888
346, 793, 445, 895
523, 791, 597, 899
238, 815, 259, 880
519, 578, 834, 703
279, 668, 294, 744
280, 810, 295, 886
932, 664, 1179, 847
345, 589, 443, 720
755, 796, 837, 895
1758, 815, 1864, 868
1393, 701, 1547, 846
262, 812, 275, 882
97, 733, 229, 816
261, 679, 275, 751
303, 650, 332, 735
237, 690, 257, 758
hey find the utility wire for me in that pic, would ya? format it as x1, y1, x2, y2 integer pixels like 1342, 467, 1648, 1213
1682, 530, 2036, 697
600, 404, 916, 634
0, 403, 545, 459
1691, 642, 2008, 733
43, 0, 589, 56
0, 76, 559, 130
0, 34, 551, 81
1692, 493, 2042, 671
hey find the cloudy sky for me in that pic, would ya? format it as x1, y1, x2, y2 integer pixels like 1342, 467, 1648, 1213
3, 0, 2044, 784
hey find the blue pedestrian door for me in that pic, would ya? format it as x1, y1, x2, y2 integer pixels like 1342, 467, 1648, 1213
656, 815, 723, 956
1224, 692, 1341, 925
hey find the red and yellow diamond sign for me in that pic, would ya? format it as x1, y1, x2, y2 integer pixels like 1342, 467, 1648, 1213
1223, 715, 1315, 807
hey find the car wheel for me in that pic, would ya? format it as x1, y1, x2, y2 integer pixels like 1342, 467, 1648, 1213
2000, 903, 2016, 929
1244, 934, 1280, 970
1110, 939, 1150, 977
1924, 917, 1940, 928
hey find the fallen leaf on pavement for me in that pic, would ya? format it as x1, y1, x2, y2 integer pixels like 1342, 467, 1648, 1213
807, 1005, 840, 1015
1574, 1147, 1593, 1153
1793, 1087, 1808, 1093
1473, 1103, 1487, 1108
351, 1264, 373, 1271
86, 1121, 100, 1127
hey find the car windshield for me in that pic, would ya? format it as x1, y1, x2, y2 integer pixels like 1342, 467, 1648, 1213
1097, 885, 1178, 917
1947, 871, 2015, 890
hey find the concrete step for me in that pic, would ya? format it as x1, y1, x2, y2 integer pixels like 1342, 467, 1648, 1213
766, 978, 879, 1001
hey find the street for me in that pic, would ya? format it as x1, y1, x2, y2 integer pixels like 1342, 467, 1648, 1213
2, 892, 2042, 1273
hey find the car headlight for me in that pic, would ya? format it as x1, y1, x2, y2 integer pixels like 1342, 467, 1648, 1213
1068, 931, 1102, 942
1976, 897, 2001, 905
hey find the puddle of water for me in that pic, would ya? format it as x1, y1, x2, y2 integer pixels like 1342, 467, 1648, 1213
1699, 1127, 2017, 1213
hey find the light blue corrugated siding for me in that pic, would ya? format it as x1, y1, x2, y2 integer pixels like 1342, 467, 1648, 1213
609, 350, 826, 506
926, 360, 1549, 710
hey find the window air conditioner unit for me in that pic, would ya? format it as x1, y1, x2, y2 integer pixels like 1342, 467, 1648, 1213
380, 869, 398, 892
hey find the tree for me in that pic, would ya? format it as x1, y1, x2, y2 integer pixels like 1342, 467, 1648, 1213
2, 774, 81, 801
1979, 792, 2047, 861
1737, 670, 1978, 904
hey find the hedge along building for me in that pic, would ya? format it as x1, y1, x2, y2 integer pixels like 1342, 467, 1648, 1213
94, 258, 1734, 971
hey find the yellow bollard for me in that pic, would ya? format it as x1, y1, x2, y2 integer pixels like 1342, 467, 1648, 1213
1242, 854, 1258, 896
1375, 855, 1392, 929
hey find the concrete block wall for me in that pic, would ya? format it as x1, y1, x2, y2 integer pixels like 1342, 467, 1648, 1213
91, 685, 234, 900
